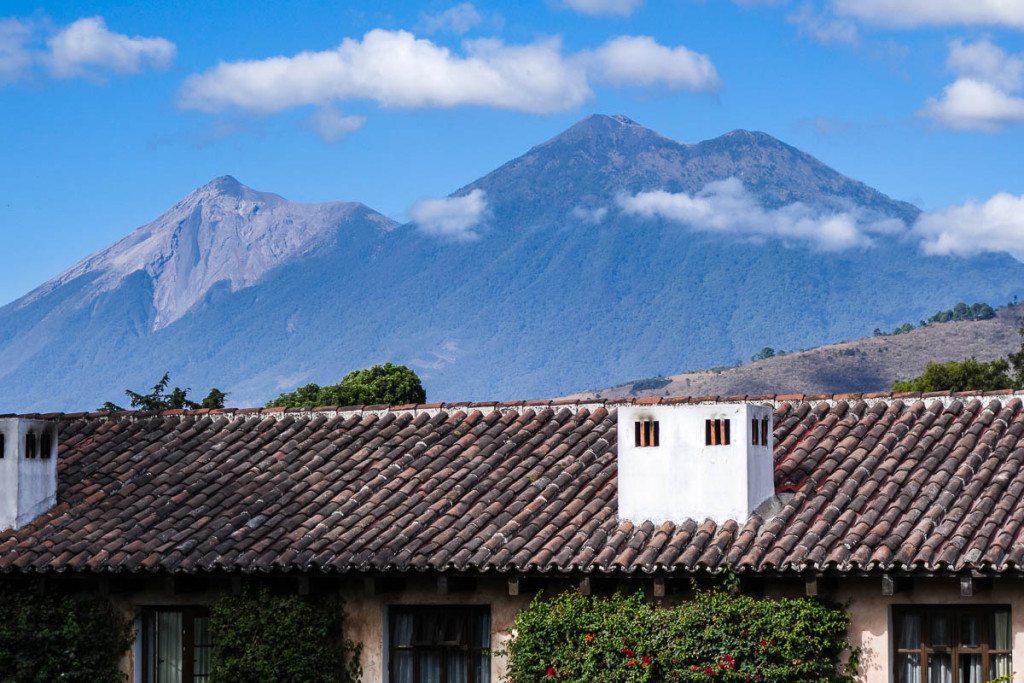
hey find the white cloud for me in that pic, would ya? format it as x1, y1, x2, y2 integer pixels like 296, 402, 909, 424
584, 35, 721, 92
915, 193, 1024, 256
0, 15, 174, 84
180, 30, 592, 115
0, 18, 33, 83
572, 206, 608, 224
46, 16, 175, 80
410, 189, 489, 240
947, 38, 1023, 91
919, 39, 1024, 132
833, 0, 1024, 28
179, 30, 719, 116
618, 177, 903, 251
305, 107, 366, 142
418, 3, 484, 35
563, 0, 645, 17
788, 5, 859, 47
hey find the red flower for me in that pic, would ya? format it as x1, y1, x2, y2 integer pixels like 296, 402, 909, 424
641, 655, 651, 665
585, 633, 595, 642
622, 647, 635, 656
704, 666, 716, 674
627, 658, 637, 666
546, 667, 556, 678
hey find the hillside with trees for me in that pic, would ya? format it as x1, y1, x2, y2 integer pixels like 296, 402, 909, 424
572, 303, 1024, 400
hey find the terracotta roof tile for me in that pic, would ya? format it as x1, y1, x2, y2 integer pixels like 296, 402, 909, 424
4, 395, 1024, 575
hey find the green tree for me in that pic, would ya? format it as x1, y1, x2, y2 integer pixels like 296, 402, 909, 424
892, 357, 1014, 393
100, 373, 228, 412
267, 363, 426, 408
751, 347, 776, 362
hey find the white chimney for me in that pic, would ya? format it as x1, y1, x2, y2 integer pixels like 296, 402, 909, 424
617, 403, 776, 525
0, 418, 59, 531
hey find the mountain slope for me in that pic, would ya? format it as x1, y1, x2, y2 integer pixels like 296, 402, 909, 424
0, 115, 1022, 412
25, 175, 395, 330
572, 305, 1024, 400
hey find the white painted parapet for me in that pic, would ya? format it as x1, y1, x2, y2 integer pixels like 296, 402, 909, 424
0, 418, 58, 530
617, 403, 775, 525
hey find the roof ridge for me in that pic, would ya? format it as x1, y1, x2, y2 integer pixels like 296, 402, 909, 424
6, 389, 1024, 423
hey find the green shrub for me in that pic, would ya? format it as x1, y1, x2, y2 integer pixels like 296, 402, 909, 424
0, 586, 133, 683
209, 588, 361, 683
502, 588, 856, 683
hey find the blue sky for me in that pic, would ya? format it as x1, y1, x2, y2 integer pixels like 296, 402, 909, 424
2, 0, 1023, 306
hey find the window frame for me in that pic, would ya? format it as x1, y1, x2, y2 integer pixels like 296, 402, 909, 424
139, 606, 211, 683
892, 605, 1012, 683
387, 604, 491, 683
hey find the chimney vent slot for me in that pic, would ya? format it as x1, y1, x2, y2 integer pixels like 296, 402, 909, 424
761, 418, 769, 445
705, 419, 730, 446
24, 432, 36, 459
634, 420, 660, 447
40, 431, 52, 460
0, 432, 4, 459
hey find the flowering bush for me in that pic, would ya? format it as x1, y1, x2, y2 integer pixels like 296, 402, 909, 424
502, 587, 856, 683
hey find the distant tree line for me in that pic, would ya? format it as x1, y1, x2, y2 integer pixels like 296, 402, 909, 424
874, 301, 995, 338
893, 324, 1024, 393
100, 363, 426, 412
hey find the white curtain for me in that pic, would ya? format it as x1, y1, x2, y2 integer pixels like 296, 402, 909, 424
193, 616, 211, 680
928, 654, 952, 683
898, 654, 922, 683
392, 614, 415, 683
155, 611, 183, 683
421, 652, 441, 683
445, 652, 468, 683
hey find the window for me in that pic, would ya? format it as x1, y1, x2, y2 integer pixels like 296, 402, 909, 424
389, 605, 490, 683
705, 419, 730, 446
894, 606, 1011, 683
24, 432, 36, 459
751, 418, 770, 446
141, 607, 211, 683
0, 431, 4, 458
634, 420, 659, 447
39, 430, 52, 459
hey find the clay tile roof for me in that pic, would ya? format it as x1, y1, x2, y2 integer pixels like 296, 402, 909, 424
4, 393, 1024, 577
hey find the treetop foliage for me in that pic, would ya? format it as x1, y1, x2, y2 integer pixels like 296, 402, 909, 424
892, 322, 1024, 393
99, 372, 227, 412
267, 363, 426, 408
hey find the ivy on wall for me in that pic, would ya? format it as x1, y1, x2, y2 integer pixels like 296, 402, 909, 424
209, 588, 362, 683
0, 586, 133, 683
502, 587, 857, 682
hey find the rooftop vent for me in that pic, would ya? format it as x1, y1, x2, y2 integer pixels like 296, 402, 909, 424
617, 404, 775, 525
0, 418, 58, 531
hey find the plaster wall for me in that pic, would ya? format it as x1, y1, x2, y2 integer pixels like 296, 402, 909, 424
0, 418, 58, 530
90, 575, 1024, 683
617, 404, 773, 524
838, 578, 1024, 683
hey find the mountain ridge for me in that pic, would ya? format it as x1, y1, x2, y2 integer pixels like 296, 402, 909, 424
0, 114, 1021, 412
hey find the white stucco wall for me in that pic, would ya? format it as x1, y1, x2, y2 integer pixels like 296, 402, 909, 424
0, 418, 58, 530
617, 404, 774, 524
838, 578, 1024, 683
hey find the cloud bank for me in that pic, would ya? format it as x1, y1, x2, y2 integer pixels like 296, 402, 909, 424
417, 3, 484, 35
618, 178, 902, 251
410, 189, 489, 241
584, 36, 722, 92
915, 193, 1024, 256
305, 107, 366, 142
833, 0, 1024, 29
0, 16, 174, 84
920, 39, 1024, 132
179, 30, 719, 115
47, 16, 175, 80
562, 0, 645, 17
